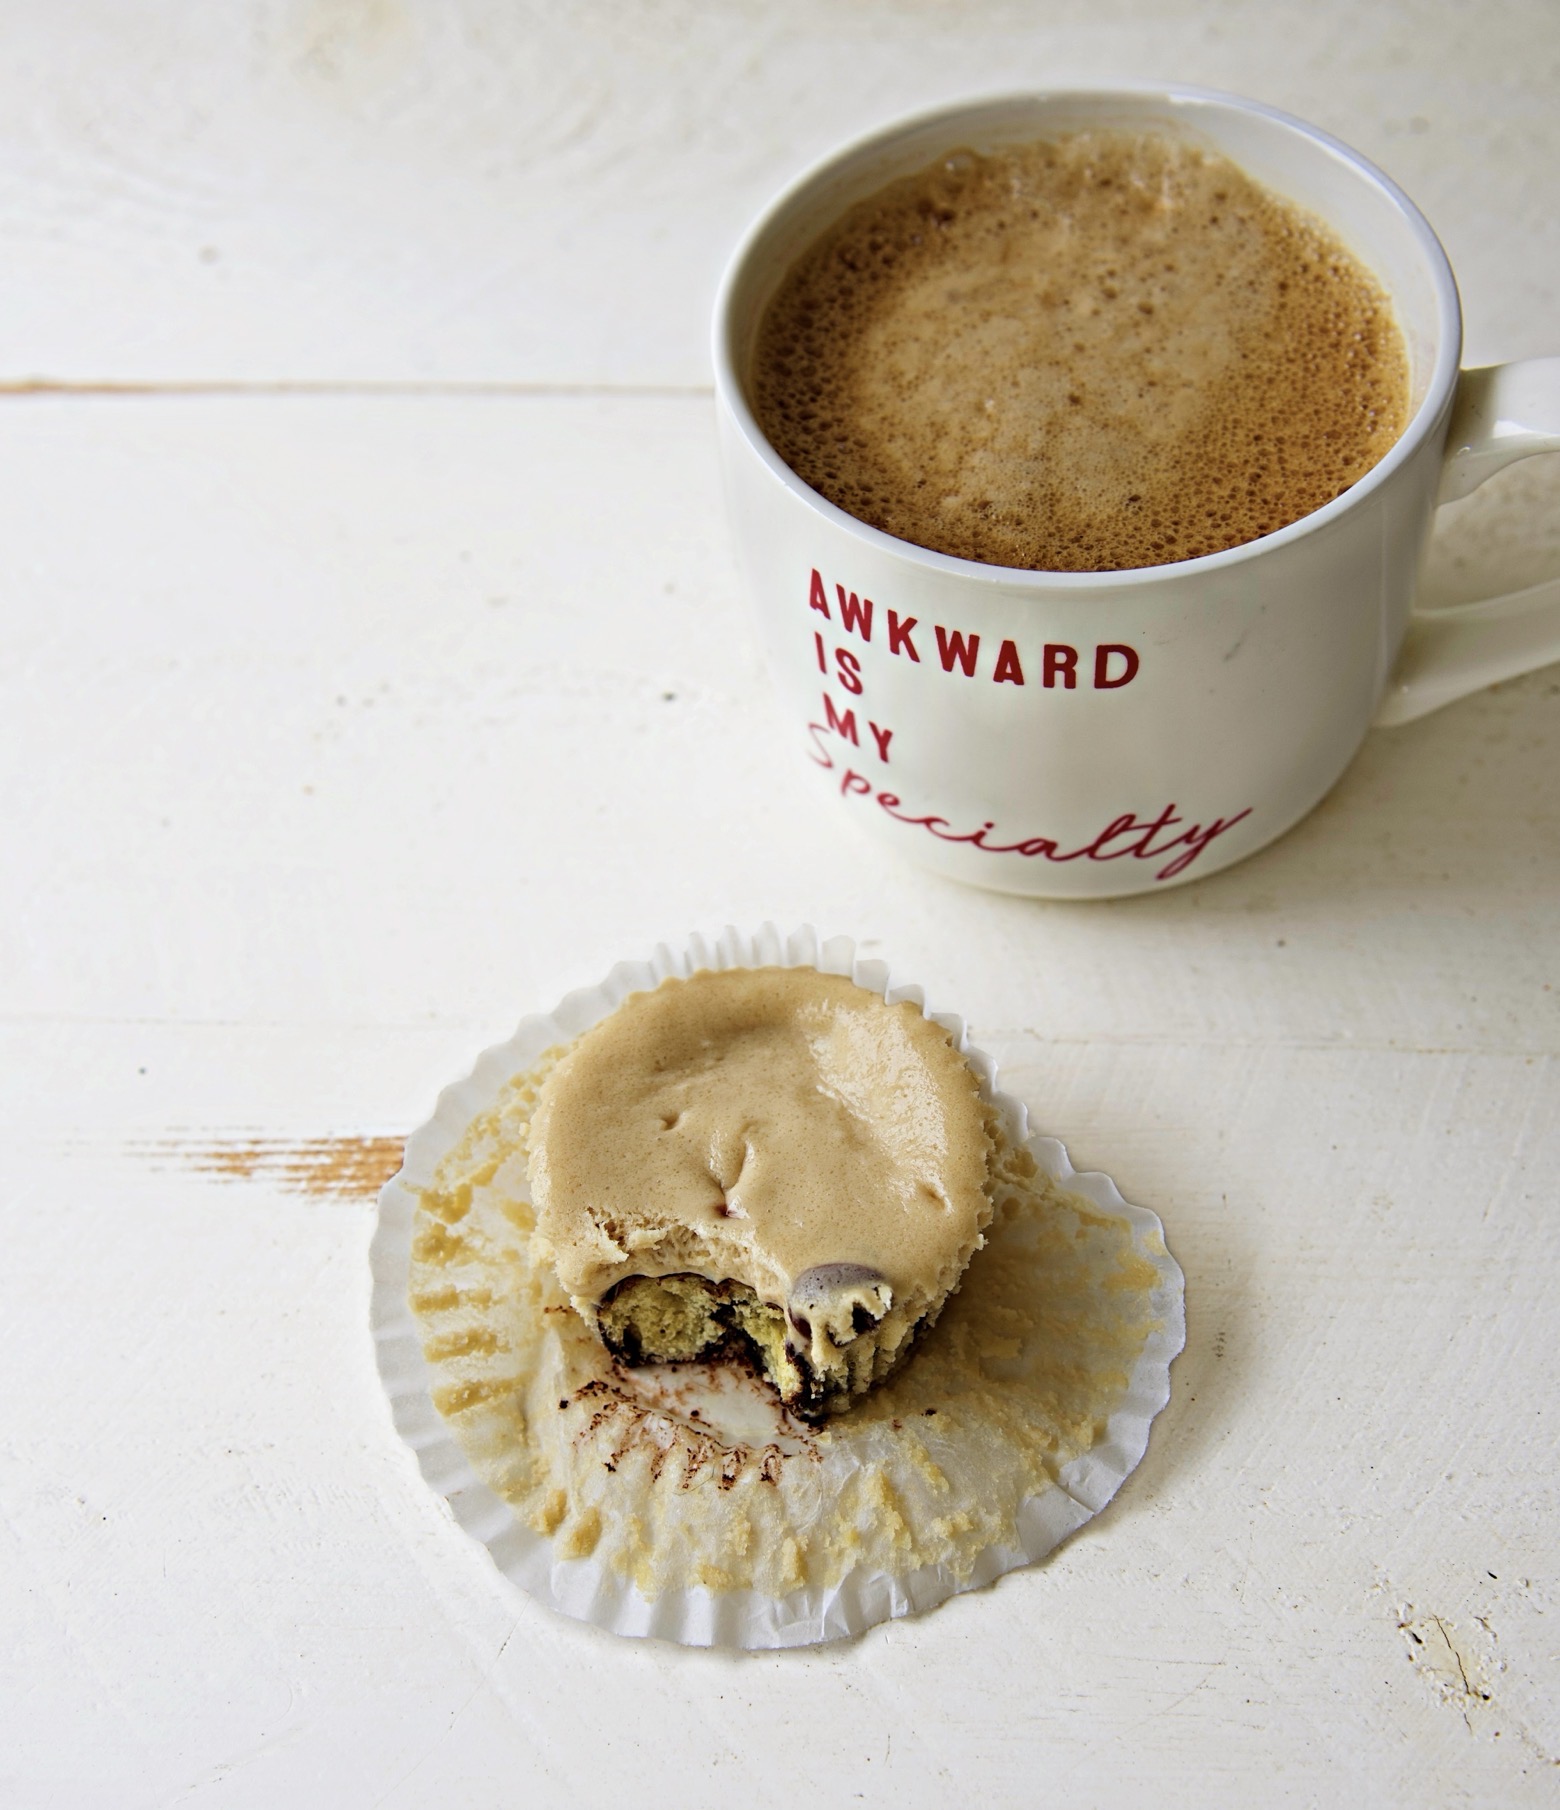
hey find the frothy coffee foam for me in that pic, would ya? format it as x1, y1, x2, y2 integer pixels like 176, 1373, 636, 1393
751, 130, 1411, 572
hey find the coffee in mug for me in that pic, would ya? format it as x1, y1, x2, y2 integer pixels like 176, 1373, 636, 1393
714, 91, 1560, 897
750, 129, 1410, 573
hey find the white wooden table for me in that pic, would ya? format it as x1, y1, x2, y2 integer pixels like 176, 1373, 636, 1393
4, 4, 1558, 1805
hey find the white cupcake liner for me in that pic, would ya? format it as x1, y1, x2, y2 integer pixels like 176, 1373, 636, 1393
370, 923, 1185, 1648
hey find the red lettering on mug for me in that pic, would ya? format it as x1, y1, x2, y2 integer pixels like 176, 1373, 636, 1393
869, 721, 894, 763
835, 585, 874, 642
813, 631, 828, 675
887, 610, 920, 661
1094, 643, 1140, 689
1043, 644, 1078, 689
809, 568, 831, 619
992, 639, 1025, 685
823, 692, 859, 745
935, 624, 981, 677
806, 735, 1249, 881
834, 646, 864, 695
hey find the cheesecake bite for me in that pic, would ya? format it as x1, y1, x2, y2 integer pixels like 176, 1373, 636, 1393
527, 966, 996, 1417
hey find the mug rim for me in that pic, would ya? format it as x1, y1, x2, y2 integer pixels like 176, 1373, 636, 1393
711, 84, 1464, 592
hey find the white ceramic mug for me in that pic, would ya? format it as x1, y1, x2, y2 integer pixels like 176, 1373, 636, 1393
713, 89, 1560, 898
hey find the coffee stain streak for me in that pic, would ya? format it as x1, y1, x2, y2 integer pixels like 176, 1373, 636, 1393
134, 1133, 404, 1201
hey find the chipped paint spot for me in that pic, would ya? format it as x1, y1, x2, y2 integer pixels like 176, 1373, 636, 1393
1398, 1605, 1498, 1731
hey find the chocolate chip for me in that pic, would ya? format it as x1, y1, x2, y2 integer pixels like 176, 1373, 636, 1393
790, 1262, 888, 1312
788, 1263, 891, 1347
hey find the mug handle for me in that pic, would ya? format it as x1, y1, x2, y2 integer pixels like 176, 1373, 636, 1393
1375, 357, 1560, 727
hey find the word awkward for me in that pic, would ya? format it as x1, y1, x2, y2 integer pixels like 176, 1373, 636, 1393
808, 568, 1139, 689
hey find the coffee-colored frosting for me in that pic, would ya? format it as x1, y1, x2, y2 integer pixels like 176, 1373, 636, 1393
527, 968, 992, 1369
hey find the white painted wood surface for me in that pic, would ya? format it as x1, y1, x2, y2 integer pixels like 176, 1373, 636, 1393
2, 4, 1558, 1806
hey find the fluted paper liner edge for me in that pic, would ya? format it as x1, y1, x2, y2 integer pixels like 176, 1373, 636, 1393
369, 923, 1185, 1648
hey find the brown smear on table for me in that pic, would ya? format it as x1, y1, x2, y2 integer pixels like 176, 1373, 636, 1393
137, 1134, 404, 1201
